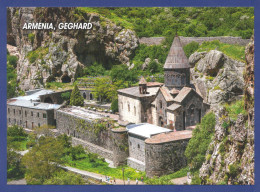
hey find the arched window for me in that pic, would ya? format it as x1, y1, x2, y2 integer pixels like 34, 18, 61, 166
138, 144, 140, 149
134, 106, 136, 116
159, 100, 163, 109
128, 102, 130, 112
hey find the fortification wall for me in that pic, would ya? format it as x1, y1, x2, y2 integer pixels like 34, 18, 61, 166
72, 137, 113, 160
139, 37, 166, 46
145, 138, 190, 178
56, 110, 114, 151
111, 128, 129, 166
139, 36, 250, 46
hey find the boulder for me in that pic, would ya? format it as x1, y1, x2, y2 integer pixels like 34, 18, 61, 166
196, 50, 225, 76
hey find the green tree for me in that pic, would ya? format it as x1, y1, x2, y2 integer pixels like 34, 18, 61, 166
70, 85, 84, 106
111, 99, 118, 113
7, 149, 25, 180
22, 136, 66, 184
43, 170, 85, 185
93, 77, 117, 102
185, 112, 216, 172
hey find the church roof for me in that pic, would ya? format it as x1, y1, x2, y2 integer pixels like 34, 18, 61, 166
167, 103, 182, 111
139, 76, 147, 84
159, 86, 174, 102
173, 87, 193, 103
164, 35, 191, 69
117, 86, 159, 98
173, 87, 203, 103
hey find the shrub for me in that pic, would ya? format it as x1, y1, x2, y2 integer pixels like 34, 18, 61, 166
61, 92, 71, 101
111, 99, 118, 113
28, 33, 35, 44
183, 41, 199, 58
185, 112, 216, 171
224, 99, 247, 120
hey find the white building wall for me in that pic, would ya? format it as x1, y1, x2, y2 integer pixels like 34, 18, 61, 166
151, 106, 157, 125
118, 94, 142, 124
167, 111, 175, 125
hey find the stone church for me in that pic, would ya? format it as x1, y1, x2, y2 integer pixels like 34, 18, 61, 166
118, 35, 210, 130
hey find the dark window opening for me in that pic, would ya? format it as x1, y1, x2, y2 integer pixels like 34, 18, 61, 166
159, 100, 163, 109
8, 108, 10, 114
83, 92, 86, 99
90, 93, 93, 100
19, 110, 21, 115
43, 113, 47, 118
183, 111, 186, 130
31, 112, 33, 116
37, 112, 39, 117
44, 97, 53, 104
138, 144, 140, 149
38, 123, 40, 127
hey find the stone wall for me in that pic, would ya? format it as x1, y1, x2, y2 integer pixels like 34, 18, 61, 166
128, 134, 146, 162
145, 138, 190, 177
111, 128, 129, 166
139, 36, 250, 46
179, 36, 250, 46
139, 37, 166, 46
7, 104, 55, 129
72, 137, 113, 160
127, 157, 145, 172
56, 110, 114, 151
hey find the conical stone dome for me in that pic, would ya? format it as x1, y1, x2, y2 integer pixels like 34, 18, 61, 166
164, 35, 191, 69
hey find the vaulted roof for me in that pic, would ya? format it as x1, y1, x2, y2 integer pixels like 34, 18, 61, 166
164, 35, 191, 69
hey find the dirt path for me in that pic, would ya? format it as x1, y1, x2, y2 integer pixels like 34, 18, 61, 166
63, 165, 144, 185
171, 176, 188, 185
7, 179, 27, 185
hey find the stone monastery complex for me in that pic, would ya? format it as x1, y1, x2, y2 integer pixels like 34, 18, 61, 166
7, 35, 210, 177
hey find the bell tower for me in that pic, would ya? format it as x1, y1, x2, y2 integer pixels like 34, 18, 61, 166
164, 35, 191, 90
139, 76, 147, 94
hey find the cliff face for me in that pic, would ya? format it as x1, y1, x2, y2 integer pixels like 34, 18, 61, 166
189, 50, 245, 107
199, 36, 254, 185
7, 8, 138, 90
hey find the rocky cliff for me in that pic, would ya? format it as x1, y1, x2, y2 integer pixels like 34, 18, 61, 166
7, 7, 138, 90
199, 36, 254, 185
190, 50, 245, 107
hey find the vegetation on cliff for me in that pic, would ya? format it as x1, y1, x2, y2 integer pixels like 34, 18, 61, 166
7, 51, 18, 98
185, 112, 216, 172
77, 7, 253, 39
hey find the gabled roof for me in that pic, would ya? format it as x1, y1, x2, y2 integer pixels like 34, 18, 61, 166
159, 86, 174, 102
173, 87, 203, 103
167, 103, 182, 111
139, 76, 147, 85
164, 35, 191, 69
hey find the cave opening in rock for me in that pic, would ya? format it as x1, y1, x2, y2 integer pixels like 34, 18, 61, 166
61, 74, 71, 83
73, 40, 120, 72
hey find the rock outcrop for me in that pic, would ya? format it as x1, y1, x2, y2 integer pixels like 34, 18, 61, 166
7, 7, 138, 90
199, 35, 254, 185
190, 50, 245, 107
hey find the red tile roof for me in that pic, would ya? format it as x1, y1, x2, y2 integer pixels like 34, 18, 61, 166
145, 130, 192, 144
